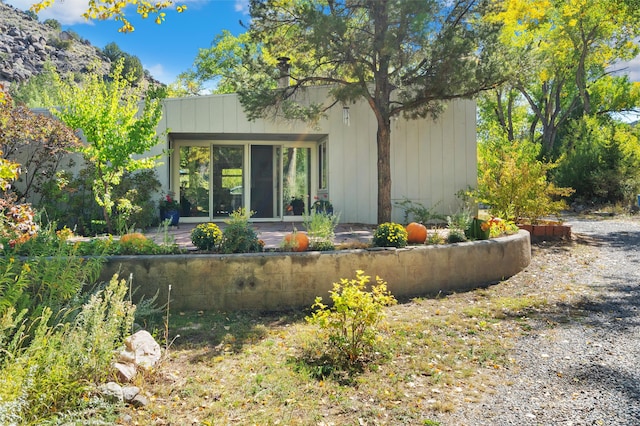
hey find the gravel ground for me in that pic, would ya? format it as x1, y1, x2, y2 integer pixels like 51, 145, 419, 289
436, 215, 640, 426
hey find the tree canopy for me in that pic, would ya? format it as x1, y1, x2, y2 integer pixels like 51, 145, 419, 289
484, 0, 640, 155
50, 60, 165, 232
188, 0, 506, 223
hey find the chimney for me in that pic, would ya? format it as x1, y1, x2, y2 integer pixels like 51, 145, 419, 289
277, 56, 291, 88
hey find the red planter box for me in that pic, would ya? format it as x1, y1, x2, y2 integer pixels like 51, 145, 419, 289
517, 223, 571, 241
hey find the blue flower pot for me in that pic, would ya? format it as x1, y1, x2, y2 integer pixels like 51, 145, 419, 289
161, 209, 180, 226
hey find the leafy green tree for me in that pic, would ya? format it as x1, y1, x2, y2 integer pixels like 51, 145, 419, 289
102, 42, 144, 84
486, 0, 640, 155
193, 0, 506, 223
51, 60, 165, 232
180, 30, 262, 95
553, 116, 640, 203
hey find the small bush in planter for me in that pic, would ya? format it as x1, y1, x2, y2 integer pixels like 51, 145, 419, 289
372, 222, 408, 248
220, 208, 262, 253
118, 232, 167, 254
191, 223, 223, 251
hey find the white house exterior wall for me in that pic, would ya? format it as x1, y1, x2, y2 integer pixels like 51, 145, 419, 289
154, 87, 476, 224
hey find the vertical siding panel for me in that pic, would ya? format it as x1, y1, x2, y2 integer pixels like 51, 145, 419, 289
328, 105, 346, 222
222, 96, 238, 133
165, 99, 181, 130
453, 101, 468, 194
181, 98, 196, 131
393, 116, 408, 206
466, 101, 478, 190
365, 109, 377, 224
209, 96, 223, 132
194, 97, 209, 132
438, 103, 457, 213
430, 114, 444, 212
345, 108, 359, 223
418, 118, 431, 209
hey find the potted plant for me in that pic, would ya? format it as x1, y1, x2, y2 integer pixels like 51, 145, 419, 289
159, 192, 180, 226
289, 196, 305, 215
311, 195, 333, 214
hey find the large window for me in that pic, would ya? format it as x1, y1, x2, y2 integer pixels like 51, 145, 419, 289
179, 146, 210, 217
283, 147, 311, 216
212, 146, 244, 218
175, 141, 317, 221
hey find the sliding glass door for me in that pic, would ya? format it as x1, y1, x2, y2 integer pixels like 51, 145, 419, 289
176, 141, 315, 221
179, 146, 210, 217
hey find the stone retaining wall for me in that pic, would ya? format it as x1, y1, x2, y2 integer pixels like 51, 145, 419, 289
100, 230, 531, 312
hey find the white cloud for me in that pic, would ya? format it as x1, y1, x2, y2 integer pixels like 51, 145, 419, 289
145, 63, 175, 85
6, 0, 94, 25
234, 0, 249, 14
613, 55, 640, 82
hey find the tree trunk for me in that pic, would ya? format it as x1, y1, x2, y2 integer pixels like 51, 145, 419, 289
376, 119, 392, 224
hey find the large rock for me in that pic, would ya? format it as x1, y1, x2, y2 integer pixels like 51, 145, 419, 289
114, 330, 162, 382
123, 330, 162, 370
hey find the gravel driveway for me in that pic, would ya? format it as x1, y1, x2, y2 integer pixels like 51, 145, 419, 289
437, 216, 640, 425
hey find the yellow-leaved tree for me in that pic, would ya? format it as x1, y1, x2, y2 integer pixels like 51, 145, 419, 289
31, 0, 187, 32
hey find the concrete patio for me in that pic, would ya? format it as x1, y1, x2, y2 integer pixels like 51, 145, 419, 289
144, 222, 378, 250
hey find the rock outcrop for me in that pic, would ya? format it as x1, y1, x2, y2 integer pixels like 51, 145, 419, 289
0, 2, 157, 89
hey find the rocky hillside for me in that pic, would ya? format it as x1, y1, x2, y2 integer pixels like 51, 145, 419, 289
0, 1, 157, 89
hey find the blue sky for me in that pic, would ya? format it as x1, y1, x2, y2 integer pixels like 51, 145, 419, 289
6, 0, 248, 84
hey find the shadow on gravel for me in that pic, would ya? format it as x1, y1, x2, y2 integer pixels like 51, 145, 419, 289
537, 231, 640, 406
571, 363, 640, 403
572, 230, 640, 253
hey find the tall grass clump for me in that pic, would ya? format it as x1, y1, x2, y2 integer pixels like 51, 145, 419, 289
0, 275, 135, 423
303, 211, 340, 251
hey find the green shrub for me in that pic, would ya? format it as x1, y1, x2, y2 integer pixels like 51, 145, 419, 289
372, 222, 408, 248
191, 223, 223, 251
49, 37, 72, 50
303, 211, 340, 251
7, 223, 105, 320
306, 270, 397, 372
446, 212, 470, 243
446, 228, 467, 243
43, 18, 61, 30
473, 133, 574, 223
553, 116, 640, 204
310, 240, 336, 251
0, 274, 135, 423
220, 208, 262, 254
426, 230, 445, 245
118, 232, 156, 254
112, 170, 162, 231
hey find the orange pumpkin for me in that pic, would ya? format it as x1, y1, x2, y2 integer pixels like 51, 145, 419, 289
283, 232, 309, 252
406, 222, 427, 244
120, 232, 147, 244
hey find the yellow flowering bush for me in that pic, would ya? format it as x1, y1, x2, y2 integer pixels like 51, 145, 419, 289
480, 216, 519, 238
372, 222, 408, 248
190, 223, 223, 251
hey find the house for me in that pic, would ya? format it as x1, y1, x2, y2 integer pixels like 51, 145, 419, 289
150, 86, 477, 225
